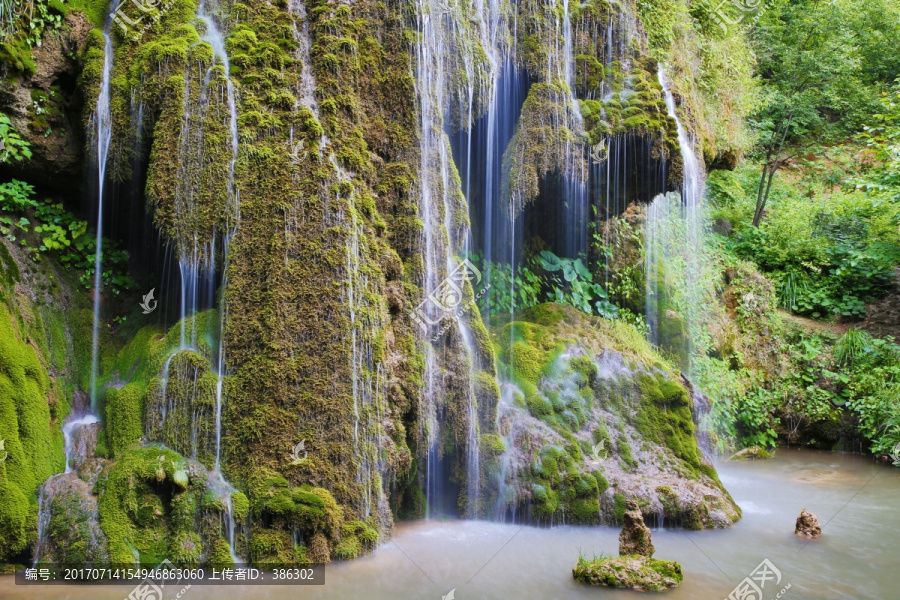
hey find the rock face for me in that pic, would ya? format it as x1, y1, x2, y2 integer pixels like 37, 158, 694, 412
619, 500, 655, 557
573, 555, 683, 591
0, 13, 92, 196
795, 508, 822, 537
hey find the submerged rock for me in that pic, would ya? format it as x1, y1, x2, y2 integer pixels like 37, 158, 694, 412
729, 446, 774, 460
573, 555, 683, 590
795, 508, 822, 537
619, 500, 655, 557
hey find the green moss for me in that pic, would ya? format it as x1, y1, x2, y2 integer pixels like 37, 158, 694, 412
105, 384, 144, 457
231, 491, 250, 520
613, 492, 627, 524
169, 531, 202, 564
573, 555, 683, 590
97, 446, 203, 565
208, 539, 235, 570
617, 437, 637, 471
0, 300, 62, 561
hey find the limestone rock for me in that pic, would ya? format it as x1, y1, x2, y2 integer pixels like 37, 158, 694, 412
619, 500, 654, 557
795, 508, 822, 537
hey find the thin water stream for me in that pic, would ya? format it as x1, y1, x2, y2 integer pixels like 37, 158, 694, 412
9, 450, 898, 599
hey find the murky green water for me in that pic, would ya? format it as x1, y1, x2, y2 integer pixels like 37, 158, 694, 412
3, 449, 897, 599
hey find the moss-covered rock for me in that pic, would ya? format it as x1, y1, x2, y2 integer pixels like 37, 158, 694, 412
573, 554, 683, 590
493, 304, 739, 528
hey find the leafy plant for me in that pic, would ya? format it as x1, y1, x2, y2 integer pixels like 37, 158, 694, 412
538, 250, 618, 318
0, 174, 136, 295
0, 114, 32, 163
834, 329, 874, 367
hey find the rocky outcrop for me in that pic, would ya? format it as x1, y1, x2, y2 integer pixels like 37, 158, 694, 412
619, 500, 655, 557
0, 13, 93, 196
795, 508, 822, 537
492, 304, 741, 528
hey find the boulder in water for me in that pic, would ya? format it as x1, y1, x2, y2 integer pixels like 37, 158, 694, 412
795, 508, 822, 537
573, 555, 683, 591
729, 446, 773, 460
619, 500, 654, 557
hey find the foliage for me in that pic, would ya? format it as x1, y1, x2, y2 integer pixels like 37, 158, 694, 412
538, 251, 618, 319
711, 165, 900, 320
477, 250, 617, 321
0, 0, 66, 73
0, 178, 136, 295
834, 329, 874, 366
0, 114, 32, 163
854, 83, 900, 195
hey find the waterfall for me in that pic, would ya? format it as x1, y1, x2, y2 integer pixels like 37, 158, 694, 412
63, 414, 101, 473
414, 0, 503, 517
644, 66, 706, 369
199, 0, 241, 561
88, 7, 115, 412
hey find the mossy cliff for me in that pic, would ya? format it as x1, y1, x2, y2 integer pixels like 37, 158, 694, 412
0, 0, 758, 570
0, 238, 92, 565
60, 0, 500, 562
493, 304, 739, 528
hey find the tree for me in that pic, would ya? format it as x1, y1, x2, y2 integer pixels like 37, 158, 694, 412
749, 0, 897, 226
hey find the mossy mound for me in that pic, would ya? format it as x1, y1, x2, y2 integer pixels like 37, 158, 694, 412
494, 304, 739, 528
573, 555, 683, 590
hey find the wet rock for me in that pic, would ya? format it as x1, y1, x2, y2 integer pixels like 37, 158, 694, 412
34, 474, 109, 565
729, 446, 774, 460
619, 500, 655, 557
573, 555, 683, 590
795, 508, 822, 537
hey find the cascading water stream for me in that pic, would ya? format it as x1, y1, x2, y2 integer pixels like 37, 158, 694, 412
200, 0, 241, 560
88, 7, 115, 413
645, 66, 705, 361
415, 0, 501, 517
